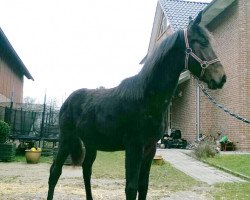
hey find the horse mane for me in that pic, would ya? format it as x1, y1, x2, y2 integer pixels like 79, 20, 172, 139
113, 30, 183, 100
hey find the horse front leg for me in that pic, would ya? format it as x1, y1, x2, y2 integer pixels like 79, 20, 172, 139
138, 143, 156, 200
82, 147, 97, 200
125, 143, 143, 200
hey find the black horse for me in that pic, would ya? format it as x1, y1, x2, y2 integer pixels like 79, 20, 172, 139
47, 12, 226, 200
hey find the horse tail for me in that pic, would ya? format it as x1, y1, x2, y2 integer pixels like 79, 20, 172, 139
70, 136, 85, 166
59, 89, 87, 165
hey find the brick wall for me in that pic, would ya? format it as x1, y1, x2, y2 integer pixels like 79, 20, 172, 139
202, 1, 241, 144
201, 0, 250, 150
171, 79, 196, 142
171, 0, 250, 150
246, 0, 250, 149
238, 0, 250, 149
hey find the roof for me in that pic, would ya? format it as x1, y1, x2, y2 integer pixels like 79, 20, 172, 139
0, 27, 34, 80
159, 0, 208, 32
201, 0, 236, 26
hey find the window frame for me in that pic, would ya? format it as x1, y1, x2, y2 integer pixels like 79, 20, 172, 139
158, 12, 170, 39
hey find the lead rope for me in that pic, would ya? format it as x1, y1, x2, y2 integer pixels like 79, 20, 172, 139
196, 80, 250, 124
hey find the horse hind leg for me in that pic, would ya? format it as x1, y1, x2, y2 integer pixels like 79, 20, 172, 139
47, 142, 69, 200
82, 147, 97, 200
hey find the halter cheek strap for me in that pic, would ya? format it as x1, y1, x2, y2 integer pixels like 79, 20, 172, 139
183, 29, 220, 78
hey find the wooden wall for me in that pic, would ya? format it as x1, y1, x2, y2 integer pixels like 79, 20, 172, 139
0, 57, 23, 103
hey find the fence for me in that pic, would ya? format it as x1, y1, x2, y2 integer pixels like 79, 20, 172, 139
1, 102, 60, 145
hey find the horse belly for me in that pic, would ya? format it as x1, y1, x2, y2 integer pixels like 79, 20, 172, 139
89, 132, 125, 151
97, 144, 125, 152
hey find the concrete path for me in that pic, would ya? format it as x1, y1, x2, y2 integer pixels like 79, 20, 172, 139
156, 149, 245, 185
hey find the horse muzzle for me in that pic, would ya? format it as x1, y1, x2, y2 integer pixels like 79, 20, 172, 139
208, 74, 226, 90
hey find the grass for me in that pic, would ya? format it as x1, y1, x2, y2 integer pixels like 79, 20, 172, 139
150, 160, 199, 191
13, 151, 250, 199
202, 154, 250, 200
203, 154, 250, 178
14, 151, 199, 192
93, 151, 199, 191
72, 152, 250, 199
213, 182, 250, 200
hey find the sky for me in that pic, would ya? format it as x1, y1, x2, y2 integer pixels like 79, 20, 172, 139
0, 0, 211, 105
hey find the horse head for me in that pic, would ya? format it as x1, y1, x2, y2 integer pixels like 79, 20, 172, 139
185, 12, 226, 90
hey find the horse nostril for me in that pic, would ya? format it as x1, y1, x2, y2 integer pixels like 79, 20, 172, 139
221, 75, 227, 84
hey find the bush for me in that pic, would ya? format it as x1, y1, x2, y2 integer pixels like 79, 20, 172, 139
0, 121, 11, 143
193, 141, 217, 159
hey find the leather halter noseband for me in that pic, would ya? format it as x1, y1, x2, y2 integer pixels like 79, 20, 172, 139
183, 29, 220, 78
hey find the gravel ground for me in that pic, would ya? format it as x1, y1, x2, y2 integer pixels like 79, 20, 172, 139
0, 162, 211, 200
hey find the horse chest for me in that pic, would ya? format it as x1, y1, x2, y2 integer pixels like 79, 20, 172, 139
139, 114, 164, 140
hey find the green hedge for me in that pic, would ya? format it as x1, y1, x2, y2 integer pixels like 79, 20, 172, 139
0, 143, 16, 161
0, 120, 11, 143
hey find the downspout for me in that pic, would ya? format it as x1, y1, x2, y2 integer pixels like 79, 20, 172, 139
196, 81, 200, 141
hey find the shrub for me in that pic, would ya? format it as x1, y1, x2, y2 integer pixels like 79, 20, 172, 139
0, 120, 11, 143
193, 141, 217, 160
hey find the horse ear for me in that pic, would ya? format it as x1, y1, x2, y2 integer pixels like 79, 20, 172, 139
188, 16, 193, 25
193, 11, 203, 25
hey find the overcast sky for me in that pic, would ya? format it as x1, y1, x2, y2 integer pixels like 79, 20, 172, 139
0, 0, 211, 105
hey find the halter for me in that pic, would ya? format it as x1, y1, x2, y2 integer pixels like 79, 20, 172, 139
183, 28, 220, 78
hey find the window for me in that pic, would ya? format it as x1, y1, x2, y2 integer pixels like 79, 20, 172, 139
158, 14, 169, 37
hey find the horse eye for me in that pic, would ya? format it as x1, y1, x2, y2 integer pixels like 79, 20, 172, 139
200, 41, 209, 47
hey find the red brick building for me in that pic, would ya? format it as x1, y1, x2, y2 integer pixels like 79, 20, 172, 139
146, 0, 250, 150
0, 28, 33, 103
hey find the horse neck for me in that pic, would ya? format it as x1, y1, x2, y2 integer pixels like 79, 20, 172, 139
140, 32, 185, 108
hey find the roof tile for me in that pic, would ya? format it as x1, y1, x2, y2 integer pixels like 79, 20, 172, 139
159, 0, 208, 31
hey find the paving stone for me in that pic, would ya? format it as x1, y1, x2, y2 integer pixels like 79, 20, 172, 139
157, 149, 245, 185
